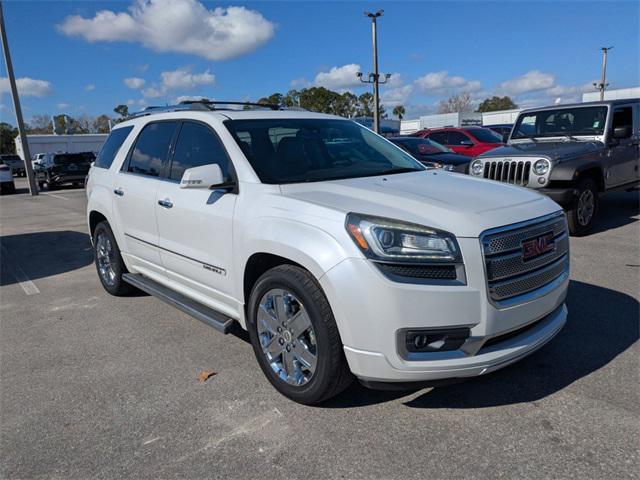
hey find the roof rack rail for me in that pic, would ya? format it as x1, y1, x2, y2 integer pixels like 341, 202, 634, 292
126, 99, 282, 120
178, 100, 280, 111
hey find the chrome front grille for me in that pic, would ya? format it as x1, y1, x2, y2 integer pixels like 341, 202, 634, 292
481, 212, 569, 306
483, 160, 531, 186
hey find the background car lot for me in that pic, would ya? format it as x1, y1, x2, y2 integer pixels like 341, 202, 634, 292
1, 178, 638, 479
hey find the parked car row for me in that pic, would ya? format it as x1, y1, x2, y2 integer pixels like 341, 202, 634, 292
34, 151, 95, 190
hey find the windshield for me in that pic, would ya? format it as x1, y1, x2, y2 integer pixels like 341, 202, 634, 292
53, 153, 95, 165
512, 106, 608, 139
0, 155, 22, 164
467, 128, 503, 143
225, 119, 424, 184
396, 138, 450, 155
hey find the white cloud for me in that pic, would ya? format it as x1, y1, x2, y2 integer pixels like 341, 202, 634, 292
414, 71, 482, 95
498, 70, 555, 95
126, 99, 136, 106
314, 64, 363, 90
160, 68, 214, 90
57, 0, 275, 61
290, 77, 310, 89
124, 77, 146, 89
85, 84, 95, 91
142, 67, 215, 98
0, 77, 53, 97
380, 85, 414, 107
57, 102, 69, 109
175, 95, 210, 103
384, 73, 404, 88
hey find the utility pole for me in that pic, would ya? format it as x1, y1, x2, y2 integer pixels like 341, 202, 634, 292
593, 46, 613, 101
357, 10, 390, 134
0, 1, 37, 195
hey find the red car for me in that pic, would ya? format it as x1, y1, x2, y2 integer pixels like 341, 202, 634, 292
411, 127, 504, 157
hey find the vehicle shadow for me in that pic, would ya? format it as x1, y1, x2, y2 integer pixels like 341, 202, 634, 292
322, 280, 639, 409
590, 191, 639, 235
0, 231, 94, 286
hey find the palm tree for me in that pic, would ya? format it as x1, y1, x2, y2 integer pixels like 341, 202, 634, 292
392, 105, 405, 120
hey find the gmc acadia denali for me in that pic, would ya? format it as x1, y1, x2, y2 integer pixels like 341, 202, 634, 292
87, 101, 569, 404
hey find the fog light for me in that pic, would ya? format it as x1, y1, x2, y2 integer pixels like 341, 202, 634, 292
538, 177, 546, 185
404, 328, 470, 353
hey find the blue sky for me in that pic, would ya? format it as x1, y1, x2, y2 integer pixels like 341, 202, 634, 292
1, 0, 638, 122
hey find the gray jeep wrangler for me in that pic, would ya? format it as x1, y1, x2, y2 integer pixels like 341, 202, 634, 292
470, 100, 639, 235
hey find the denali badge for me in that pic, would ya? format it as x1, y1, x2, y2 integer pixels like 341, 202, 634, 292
521, 232, 555, 261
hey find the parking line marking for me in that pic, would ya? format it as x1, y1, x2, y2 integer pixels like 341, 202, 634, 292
40, 192, 71, 201
0, 246, 40, 296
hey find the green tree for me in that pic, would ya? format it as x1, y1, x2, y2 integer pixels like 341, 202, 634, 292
299, 87, 341, 114
113, 104, 129, 118
258, 93, 283, 107
282, 89, 300, 108
476, 96, 518, 112
392, 105, 406, 120
93, 115, 112, 133
357, 92, 374, 117
0, 122, 18, 154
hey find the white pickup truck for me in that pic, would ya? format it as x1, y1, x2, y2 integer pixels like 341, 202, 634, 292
86, 101, 569, 404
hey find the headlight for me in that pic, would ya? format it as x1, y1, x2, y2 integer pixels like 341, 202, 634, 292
533, 158, 550, 176
345, 213, 461, 263
471, 159, 483, 176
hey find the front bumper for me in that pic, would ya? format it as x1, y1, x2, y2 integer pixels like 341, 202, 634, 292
538, 187, 578, 207
319, 237, 569, 383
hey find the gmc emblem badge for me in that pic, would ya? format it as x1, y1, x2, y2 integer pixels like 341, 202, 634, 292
521, 232, 555, 261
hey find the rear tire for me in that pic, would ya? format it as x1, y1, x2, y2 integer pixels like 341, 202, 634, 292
93, 221, 134, 296
567, 177, 599, 236
247, 265, 353, 404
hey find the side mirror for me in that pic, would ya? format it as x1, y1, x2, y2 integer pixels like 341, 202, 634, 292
180, 164, 225, 189
612, 126, 632, 139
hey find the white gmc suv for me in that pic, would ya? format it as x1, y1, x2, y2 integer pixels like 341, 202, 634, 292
86, 102, 570, 404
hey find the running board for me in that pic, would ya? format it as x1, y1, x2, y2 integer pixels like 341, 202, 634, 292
122, 273, 234, 334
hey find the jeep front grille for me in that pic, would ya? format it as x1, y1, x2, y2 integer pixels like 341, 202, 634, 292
483, 160, 531, 186
480, 212, 569, 306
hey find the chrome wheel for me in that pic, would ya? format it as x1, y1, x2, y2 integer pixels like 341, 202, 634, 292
577, 189, 595, 226
96, 232, 116, 287
257, 289, 317, 386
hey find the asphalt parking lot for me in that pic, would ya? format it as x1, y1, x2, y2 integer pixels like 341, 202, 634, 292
1, 178, 638, 479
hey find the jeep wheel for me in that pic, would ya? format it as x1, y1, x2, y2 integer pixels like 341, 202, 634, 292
567, 178, 599, 236
93, 221, 134, 296
247, 265, 353, 404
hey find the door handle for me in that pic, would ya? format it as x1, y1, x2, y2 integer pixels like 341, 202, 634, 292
158, 198, 173, 209
113, 188, 124, 197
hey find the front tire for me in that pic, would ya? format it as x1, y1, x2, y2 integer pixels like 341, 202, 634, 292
247, 265, 353, 404
567, 178, 599, 236
93, 221, 134, 296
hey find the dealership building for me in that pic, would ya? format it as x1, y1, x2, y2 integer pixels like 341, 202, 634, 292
400, 86, 640, 135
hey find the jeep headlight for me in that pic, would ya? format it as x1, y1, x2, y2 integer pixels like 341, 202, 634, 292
345, 213, 461, 263
533, 158, 551, 176
471, 159, 483, 176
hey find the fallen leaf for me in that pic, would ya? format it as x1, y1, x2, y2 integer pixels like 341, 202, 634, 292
198, 370, 218, 383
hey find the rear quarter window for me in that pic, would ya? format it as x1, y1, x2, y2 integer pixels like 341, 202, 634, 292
94, 126, 134, 169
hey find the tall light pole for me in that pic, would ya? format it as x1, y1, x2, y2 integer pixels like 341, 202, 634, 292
593, 46, 613, 101
0, 1, 38, 195
357, 10, 390, 134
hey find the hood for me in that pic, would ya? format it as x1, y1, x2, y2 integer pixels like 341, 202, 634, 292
280, 171, 560, 238
480, 140, 604, 161
420, 152, 470, 165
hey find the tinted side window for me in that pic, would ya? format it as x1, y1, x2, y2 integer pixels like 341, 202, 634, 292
429, 131, 448, 144
448, 132, 472, 145
612, 107, 633, 130
169, 122, 231, 182
127, 122, 178, 177
95, 126, 133, 169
